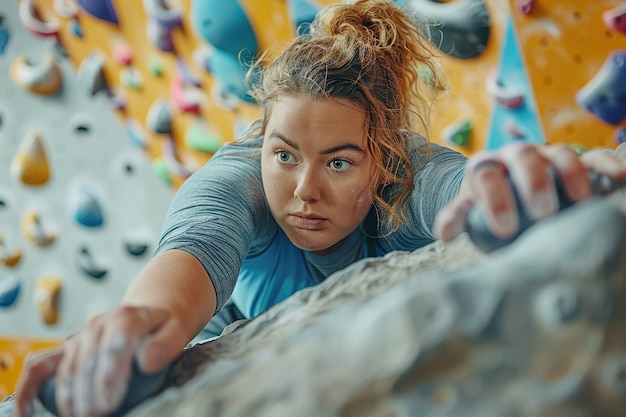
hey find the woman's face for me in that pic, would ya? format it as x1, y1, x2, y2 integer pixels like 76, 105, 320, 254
261, 95, 375, 255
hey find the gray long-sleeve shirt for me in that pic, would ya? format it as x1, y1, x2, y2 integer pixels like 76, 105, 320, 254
155, 134, 466, 315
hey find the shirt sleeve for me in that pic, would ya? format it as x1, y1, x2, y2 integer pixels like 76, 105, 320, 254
153, 139, 272, 312
380, 134, 467, 251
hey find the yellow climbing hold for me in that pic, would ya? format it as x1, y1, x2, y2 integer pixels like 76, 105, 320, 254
0, 234, 22, 268
21, 212, 56, 247
11, 130, 51, 186
9, 54, 63, 96
35, 276, 62, 325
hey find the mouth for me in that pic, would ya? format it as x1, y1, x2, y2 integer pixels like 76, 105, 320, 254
289, 213, 327, 230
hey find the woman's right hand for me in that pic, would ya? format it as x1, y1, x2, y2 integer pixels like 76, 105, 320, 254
14, 304, 189, 417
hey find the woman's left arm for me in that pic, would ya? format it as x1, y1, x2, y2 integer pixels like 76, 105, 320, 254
434, 143, 626, 242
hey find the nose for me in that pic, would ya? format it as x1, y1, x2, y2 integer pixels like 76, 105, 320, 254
294, 166, 321, 202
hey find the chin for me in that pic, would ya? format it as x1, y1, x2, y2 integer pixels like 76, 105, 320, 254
285, 231, 337, 254
294, 236, 346, 256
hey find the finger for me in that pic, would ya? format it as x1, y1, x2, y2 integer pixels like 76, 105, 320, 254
14, 348, 63, 417
502, 144, 559, 220
93, 306, 170, 414
73, 329, 104, 417
467, 158, 518, 238
55, 340, 78, 417
581, 148, 626, 179
540, 144, 591, 202
93, 332, 135, 414
433, 197, 472, 241
136, 317, 188, 373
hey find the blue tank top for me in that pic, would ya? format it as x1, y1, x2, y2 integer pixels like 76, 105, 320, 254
230, 228, 379, 318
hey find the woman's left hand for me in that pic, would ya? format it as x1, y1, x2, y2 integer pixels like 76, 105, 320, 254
434, 143, 626, 242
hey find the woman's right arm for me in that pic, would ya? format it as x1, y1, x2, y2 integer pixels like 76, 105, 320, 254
14, 248, 217, 417
14, 140, 267, 417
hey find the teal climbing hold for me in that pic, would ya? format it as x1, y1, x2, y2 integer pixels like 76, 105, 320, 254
125, 242, 149, 257
0, 21, 9, 55
125, 120, 148, 148
185, 124, 223, 153
69, 186, 104, 228
0, 276, 20, 308
70, 18, 83, 37
77, 246, 107, 279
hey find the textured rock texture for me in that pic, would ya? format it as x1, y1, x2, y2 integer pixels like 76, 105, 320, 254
2, 145, 626, 417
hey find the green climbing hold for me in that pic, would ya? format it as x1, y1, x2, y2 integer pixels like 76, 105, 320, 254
185, 124, 223, 153
152, 158, 172, 185
443, 119, 472, 147
149, 59, 163, 77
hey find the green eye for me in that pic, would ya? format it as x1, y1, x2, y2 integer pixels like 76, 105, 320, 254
331, 159, 351, 171
277, 151, 292, 163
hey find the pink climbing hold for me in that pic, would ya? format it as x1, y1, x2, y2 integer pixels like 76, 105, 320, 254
603, 5, 626, 34
487, 73, 525, 109
504, 117, 525, 139
113, 45, 133, 66
516, 0, 535, 15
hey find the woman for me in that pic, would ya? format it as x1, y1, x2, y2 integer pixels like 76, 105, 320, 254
15, 1, 626, 416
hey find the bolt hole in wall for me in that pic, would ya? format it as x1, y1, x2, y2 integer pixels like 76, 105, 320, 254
2, 0, 626, 399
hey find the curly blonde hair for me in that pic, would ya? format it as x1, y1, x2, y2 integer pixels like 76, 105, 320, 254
243, 0, 447, 232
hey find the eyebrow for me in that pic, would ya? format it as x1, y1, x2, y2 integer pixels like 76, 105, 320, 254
268, 132, 366, 155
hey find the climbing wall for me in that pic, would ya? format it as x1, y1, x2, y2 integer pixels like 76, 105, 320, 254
506, 0, 626, 149
2, 0, 625, 399
0, 2, 173, 397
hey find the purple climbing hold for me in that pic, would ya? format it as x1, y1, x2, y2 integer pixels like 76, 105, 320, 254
615, 127, 626, 144
603, 5, 626, 34
143, 0, 181, 52
577, 50, 626, 125
78, 0, 118, 25
516, 0, 534, 15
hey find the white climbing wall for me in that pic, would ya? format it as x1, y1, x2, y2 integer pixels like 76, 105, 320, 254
0, 2, 173, 340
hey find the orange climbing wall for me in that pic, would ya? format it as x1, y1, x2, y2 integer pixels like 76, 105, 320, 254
509, 0, 626, 148
31, 0, 337, 188
31, 0, 506, 168
429, 0, 509, 155
0, 337, 61, 399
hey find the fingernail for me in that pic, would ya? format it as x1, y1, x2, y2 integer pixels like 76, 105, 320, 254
528, 189, 559, 219
495, 210, 518, 236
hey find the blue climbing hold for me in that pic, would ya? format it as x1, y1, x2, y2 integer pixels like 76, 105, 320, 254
577, 51, 626, 125
288, 0, 321, 35
69, 186, 104, 228
400, 0, 490, 59
78, 0, 118, 25
0, 276, 20, 308
190, 0, 258, 56
205, 47, 257, 103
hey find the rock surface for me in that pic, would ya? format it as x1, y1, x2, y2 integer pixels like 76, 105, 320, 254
2, 145, 626, 417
